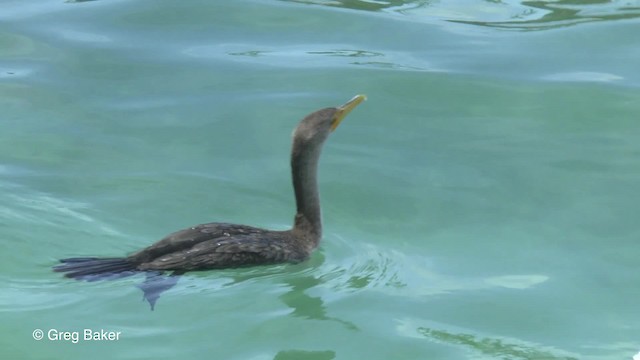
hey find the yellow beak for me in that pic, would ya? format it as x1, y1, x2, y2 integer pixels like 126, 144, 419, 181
331, 94, 366, 131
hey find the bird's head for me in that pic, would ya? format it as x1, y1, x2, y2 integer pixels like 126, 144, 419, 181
292, 95, 366, 146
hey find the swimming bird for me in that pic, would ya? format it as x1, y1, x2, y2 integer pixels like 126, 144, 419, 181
54, 95, 366, 307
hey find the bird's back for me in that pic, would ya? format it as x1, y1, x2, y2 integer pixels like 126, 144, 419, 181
130, 222, 309, 271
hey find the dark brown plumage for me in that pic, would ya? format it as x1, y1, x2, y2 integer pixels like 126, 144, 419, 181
54, 95, 365, 279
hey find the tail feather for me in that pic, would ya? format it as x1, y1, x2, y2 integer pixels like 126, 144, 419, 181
54, 257, 181, 310
54, 257, 137, 280
59, 257, 102, 263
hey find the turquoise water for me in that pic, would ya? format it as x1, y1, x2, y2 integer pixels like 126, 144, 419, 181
2, 0, 640, 359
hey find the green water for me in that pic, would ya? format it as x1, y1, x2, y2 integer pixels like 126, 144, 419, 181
1, 0, 639, 359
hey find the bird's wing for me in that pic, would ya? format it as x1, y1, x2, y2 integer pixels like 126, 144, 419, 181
129, 223, 269, 263
138, 234, 293, 271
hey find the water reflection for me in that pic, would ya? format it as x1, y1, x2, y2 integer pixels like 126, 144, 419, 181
279, 275, 358, 330
415, 325, 579, 360
281, 0, 640, 30
397, 318, 581, 360
283, 0, 431, 12
452, 0, 640, 31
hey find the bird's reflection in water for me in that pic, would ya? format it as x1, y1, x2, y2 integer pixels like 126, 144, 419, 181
224, 251, 358, 331
278, 275, 358, 331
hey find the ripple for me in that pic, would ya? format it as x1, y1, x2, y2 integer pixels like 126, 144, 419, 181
183, 43, 437, 71
280, 0, 640, 31
0, 278, 85, 312
0, 67, 35, 78
0, 180, 123, 237
449, 1, 640, 31
483, 274, 549, 290
397, 318, 581, 359
317, 232, 551, 298
543, 71, 624, 83
55, 28, 112, 44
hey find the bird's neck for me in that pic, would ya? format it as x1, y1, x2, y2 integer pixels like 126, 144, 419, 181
291, 139, 323, 244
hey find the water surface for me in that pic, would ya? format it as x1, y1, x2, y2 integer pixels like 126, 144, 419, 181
1, 1, 639, 359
